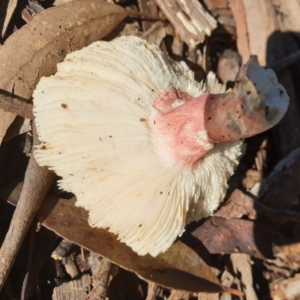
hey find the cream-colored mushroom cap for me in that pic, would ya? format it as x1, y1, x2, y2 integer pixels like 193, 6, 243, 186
33, 36, 287, 256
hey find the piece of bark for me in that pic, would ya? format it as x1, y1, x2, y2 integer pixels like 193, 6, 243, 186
0, 89, 33, 120
86, 256, 112, 300
270, 274, 300, 300
22, 7, 38, 23
52, 239, 75, 260
52, 273, 92, 300
214, 189, 257, 220
137, 0, 159, 31
146, 282, 161, 300
228, 0, 251, 63
154, 0, 217, 47
63, 256, 79, 279
242, 0, 279, 66
230, 254, 258, 300
229, 0, 300, 155
198, 292, 219, 300
203, 0, 229, 10
167, 289, 190, 300
141, 21, 174, 46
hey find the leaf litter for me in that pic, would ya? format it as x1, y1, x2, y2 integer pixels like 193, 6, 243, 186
1, 0, 300, 299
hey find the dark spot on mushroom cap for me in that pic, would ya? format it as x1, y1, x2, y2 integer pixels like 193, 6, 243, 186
247, 91, 251, 95
208, 117, 212, 121
109, 135, 112, 138
160, 191, 163, 194
61, 103, 67, 109
140, 118, 146, 122
279, 89, 284, 95
138, 224, 142, 227
41, 145, 46, 150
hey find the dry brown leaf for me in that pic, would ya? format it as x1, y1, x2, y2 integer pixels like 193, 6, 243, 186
7, 187, 225, 294
40, 198, 224, 293
0, 0, 137, 144
191, 217, 277, 259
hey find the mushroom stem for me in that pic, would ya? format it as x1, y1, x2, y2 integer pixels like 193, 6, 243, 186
203, 56, 289, 143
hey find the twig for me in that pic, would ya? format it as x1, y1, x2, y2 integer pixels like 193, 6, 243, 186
0, 123, 54, 292
0, 89, 33, 119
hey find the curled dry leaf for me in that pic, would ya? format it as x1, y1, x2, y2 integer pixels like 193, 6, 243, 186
7, 188, 227, 294
0, 0, 139, 144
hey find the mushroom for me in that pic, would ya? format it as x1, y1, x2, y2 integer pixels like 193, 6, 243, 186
33, 36, 289, 256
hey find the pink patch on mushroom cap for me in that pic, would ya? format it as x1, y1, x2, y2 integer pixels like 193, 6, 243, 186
152, 89, 213, 168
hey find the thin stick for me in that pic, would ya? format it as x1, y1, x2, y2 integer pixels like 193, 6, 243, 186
0, 89, 33, 119
0, 123, 54, 292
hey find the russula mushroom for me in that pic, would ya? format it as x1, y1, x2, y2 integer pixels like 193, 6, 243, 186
33, 36, 289, 256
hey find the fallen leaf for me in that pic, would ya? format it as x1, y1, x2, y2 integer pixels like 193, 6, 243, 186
191, 217, 277, 259
38, 197, 224, 293
0, 0, 138, 144
6, 184, 226, 294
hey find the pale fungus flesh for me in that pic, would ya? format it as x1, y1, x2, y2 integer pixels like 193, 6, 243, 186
33, 36, 289, 256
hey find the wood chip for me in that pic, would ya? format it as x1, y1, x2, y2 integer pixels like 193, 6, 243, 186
154, 0, 217, 47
